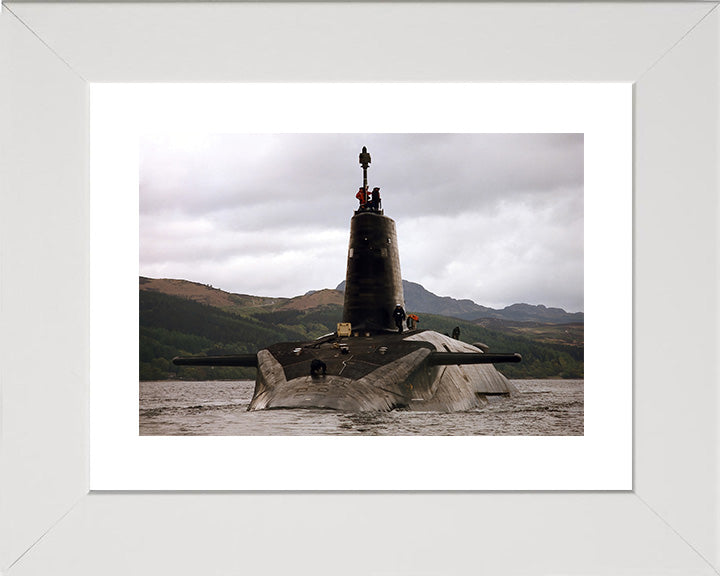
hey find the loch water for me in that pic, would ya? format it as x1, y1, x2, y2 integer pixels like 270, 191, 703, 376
140, 379, 583, 436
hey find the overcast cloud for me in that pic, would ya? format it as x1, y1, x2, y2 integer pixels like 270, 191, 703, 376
140, 133, 583, 312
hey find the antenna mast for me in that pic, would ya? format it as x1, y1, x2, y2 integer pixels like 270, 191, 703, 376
359, 146, 371, 191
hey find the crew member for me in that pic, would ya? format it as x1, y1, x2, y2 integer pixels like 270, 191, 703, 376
355, 187, 367, 208
406, 313, 419, 330
371, 187, 381, 211
393, 305, 406, 333
452, 326, 461, 340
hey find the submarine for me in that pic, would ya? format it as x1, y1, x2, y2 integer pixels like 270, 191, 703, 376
174, 147, 520, 412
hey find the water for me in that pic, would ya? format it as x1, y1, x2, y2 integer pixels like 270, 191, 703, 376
140, 379, 583, 436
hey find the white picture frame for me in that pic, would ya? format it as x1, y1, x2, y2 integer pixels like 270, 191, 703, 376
2, 2, 718, 575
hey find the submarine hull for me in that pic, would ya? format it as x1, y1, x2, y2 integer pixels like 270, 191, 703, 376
247, 329, 516, 412
173, 147, 522, 413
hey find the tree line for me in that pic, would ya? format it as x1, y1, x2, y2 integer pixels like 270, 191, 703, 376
140, 291, 583, 381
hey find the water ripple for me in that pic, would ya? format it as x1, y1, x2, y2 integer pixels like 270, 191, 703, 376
140, 379, 583, 436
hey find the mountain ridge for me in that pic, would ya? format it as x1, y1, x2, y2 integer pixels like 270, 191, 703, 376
140, 276, 582, 324
139, 277, 583, 380
336, 279, 583, 324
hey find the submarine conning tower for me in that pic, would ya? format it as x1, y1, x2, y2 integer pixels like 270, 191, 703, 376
342, 147, 405, 332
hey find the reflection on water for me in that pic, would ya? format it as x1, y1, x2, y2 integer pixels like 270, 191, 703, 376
139, 379, 583, 436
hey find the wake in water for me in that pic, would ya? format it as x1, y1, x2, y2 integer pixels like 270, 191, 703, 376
139, 379, 583, 436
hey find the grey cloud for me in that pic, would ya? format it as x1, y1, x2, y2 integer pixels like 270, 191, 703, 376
140, 133, 583, 311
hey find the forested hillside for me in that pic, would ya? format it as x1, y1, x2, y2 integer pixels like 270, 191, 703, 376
140, 287, 583, 381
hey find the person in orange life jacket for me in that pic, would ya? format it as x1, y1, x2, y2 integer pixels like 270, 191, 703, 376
406, 313, 419, 330
356, 187, 367, 208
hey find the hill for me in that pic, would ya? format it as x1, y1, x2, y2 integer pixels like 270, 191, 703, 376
277, 289, 344, 310
139, 277, 583, 381
139, 289, 342, 381
473, 318, 584, 348
140, 276, 284, 314
140, 277, 343, 314
143, 276, 583, 324
337, 279, 583, 324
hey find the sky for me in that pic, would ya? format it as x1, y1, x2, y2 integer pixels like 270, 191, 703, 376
139, 133, 583, 312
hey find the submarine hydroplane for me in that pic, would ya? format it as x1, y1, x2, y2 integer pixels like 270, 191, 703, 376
174, 147, 520, 411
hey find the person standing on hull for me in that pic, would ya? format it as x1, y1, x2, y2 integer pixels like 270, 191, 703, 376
406, 313, 419, 330
393, 305, 406, 333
